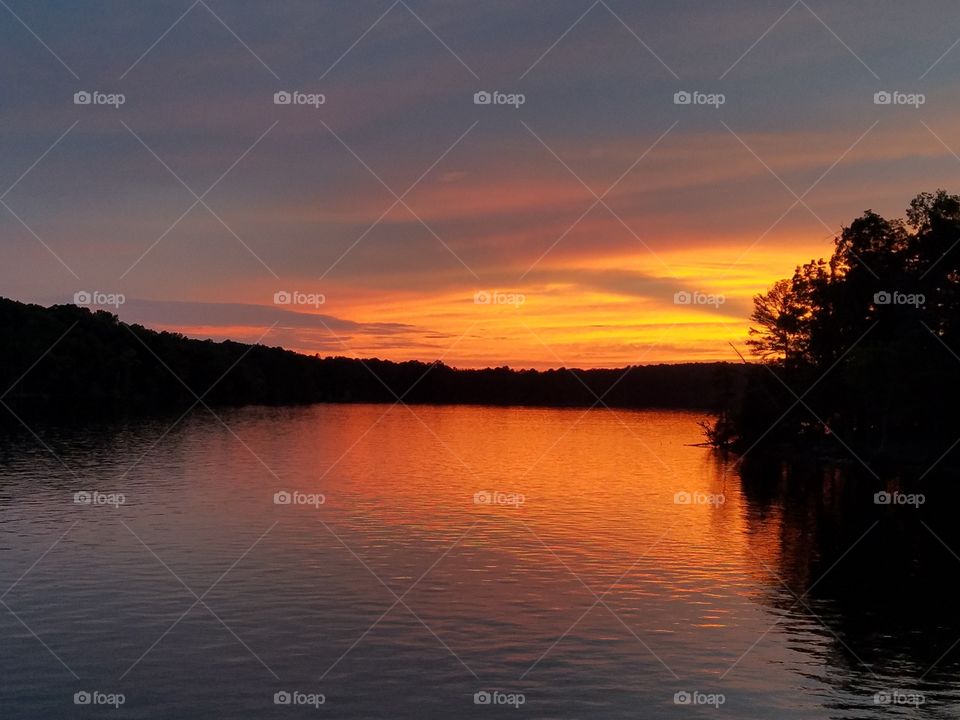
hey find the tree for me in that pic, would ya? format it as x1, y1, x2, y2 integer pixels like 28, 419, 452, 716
725, 190, 960, 458
746, 279, 798, 361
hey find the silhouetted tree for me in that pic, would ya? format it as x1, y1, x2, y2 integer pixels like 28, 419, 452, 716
725, 190, 960, 462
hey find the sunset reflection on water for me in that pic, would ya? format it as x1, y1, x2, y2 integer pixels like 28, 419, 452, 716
1, 405, 957, 718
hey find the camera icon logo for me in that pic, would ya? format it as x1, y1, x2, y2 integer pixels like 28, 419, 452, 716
274, 690, 292, 705
874, 491, 892, 505
474, 91, 492, 105
73, 290, 92, 305
673, 291, 692, 305
673, 491, 692, 505
474, 690, 492, 705
273, 290, 292, 305
74, 691, 92, 705
74, 91, 92, 105
874, 91, 892, 105
873, 291, 891, 305
74, 491, 92, 505
674, 91, 692, 105
473, 290, 491, 305
874, 691, 892, 705
274, 491, 292, 505
674, 691, 692, 705
274, 91, 292, 105
473, 491, 492, 505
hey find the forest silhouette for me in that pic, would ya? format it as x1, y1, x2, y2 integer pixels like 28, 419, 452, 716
713, 190, 960, 465
0, 297, 735, 420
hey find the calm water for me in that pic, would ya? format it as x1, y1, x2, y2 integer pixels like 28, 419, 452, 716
1, 405, 959, 718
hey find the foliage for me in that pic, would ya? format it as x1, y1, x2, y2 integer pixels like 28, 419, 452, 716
726, 190, 960, 459
0, 298, 739, 422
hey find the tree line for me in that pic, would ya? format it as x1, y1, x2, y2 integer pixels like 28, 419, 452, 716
0, 297, 738, 421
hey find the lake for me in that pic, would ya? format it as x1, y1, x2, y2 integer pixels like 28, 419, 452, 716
1, 404, 958, 718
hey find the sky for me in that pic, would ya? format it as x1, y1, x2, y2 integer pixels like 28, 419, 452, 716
2, 0, 960, 368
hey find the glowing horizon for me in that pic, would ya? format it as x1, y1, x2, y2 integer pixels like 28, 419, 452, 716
4, 1, 960, 368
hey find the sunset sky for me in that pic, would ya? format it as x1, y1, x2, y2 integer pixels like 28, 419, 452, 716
3, 0, 960, 367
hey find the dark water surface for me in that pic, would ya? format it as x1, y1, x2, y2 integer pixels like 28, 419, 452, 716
1, 405, 958, 718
